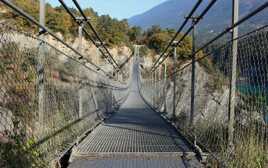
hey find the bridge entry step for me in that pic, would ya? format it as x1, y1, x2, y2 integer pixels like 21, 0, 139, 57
68, 152, 201, 168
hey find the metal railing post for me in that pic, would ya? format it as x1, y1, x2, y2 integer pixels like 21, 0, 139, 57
190, 17, 198, 126
91, 87, 98, 111
153, 71, 156, 106
173, 46, 177, 120
151, 72, 154, 105
158, 65, 161, 100
155, 71, 157, 106
78, 21, 85, 118
164, 62, 167, 112
76, 16, 90, 117
38, 0, 45, 131
228, 0, 239, 152
110, 88, 113, 113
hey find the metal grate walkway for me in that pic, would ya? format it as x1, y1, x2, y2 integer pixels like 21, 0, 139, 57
68, 59, 202, 168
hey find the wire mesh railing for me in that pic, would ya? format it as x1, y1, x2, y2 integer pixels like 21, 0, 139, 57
0, 24, 129, 167
140, 23, 268, 168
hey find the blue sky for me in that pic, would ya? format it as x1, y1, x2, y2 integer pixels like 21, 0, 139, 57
47, 0, 167, 20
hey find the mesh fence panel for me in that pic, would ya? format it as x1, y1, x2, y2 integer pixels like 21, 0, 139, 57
0, 24, 128, 167
140, 27, 268, 167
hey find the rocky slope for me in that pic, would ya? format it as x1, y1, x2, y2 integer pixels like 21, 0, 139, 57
15, 32, 131, 66
165, 62, 229, 125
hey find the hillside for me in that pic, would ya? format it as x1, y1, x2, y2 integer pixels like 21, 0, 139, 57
0, 0, 139, 47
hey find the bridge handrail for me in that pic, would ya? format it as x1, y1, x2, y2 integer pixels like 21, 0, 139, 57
57, 0, 120, 73
150, 23, 268, 82
0, 0, 115, 79
151, 0, 203, 71
140, 20, 268, 168
151, 0, 218, 71
71, 0, 121, 71
152, 1, 268, 72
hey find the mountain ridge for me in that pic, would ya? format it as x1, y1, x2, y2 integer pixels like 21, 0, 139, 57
128, 0, 267, 32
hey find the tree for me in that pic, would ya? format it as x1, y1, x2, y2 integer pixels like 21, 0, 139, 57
142, 25, 192, 56
128, 26, 142, 42
148, 32, 169, 53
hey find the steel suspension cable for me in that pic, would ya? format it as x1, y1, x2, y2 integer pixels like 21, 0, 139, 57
168, 1, 268, 77
0, 0, 114, 78
5, 23, 103, 77
151, 0, 203, 71
152, 0, 218, 72
150, 21, 268, 84
72, 0, 121, 71
118, 51, 134, 70
57, 0, 118, 70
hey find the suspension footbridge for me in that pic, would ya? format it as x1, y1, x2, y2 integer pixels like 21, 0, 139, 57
0, 0, 267, 168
